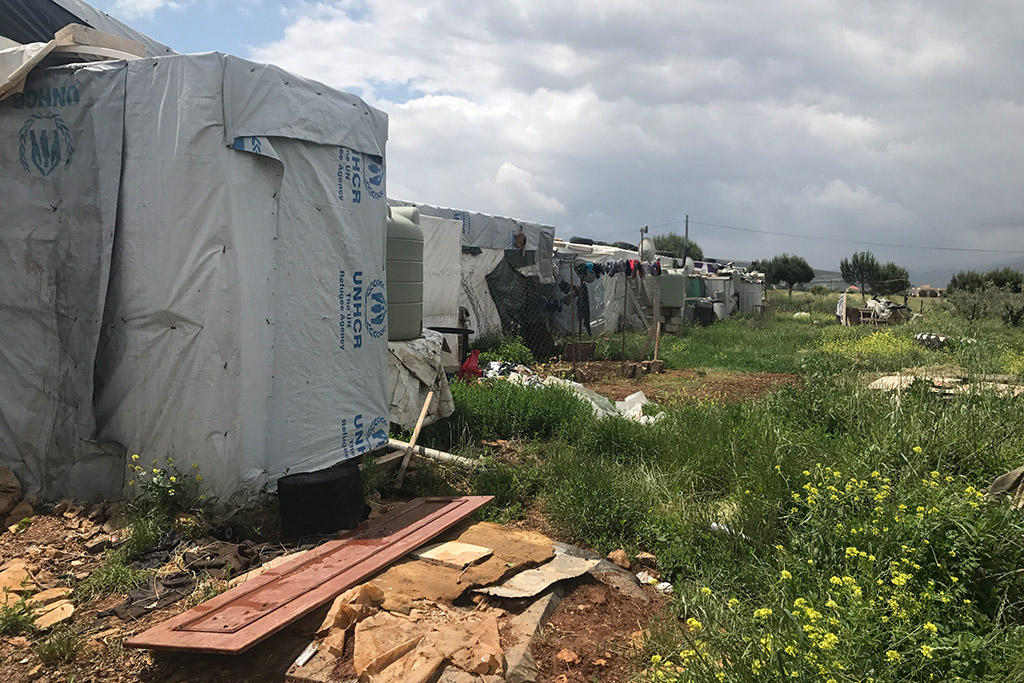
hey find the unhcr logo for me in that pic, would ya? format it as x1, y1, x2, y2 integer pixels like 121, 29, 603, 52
19, 112, 74, 177
365, 278, 387, 339
365, 159, 384, 200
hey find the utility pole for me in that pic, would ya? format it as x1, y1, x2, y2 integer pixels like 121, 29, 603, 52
683, 214, 689, 261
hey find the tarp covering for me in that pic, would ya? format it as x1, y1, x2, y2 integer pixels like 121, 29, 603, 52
386, 330, 455, 430
0, 41, 56, 99
1, 52, 389, 500
0, 60, 126, 499
0, 0, 174, 56
420, 215, 461, 329
391, 200, 555, 284
460, 248, 505, 339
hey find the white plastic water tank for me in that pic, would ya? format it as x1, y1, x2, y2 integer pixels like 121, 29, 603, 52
386, 206, 424, 340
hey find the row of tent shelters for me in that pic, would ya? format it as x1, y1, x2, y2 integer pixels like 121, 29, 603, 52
0, 1, 763, 504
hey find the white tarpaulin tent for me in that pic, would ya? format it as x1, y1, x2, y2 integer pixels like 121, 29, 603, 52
1, 52, 389, 501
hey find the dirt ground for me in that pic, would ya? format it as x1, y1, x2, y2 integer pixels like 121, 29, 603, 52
1, 503, 670, 683
532, 576, 667, 683
548, 360, 800, 403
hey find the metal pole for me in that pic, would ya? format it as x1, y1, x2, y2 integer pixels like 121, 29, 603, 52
621, 272, 628, 372
569, 256, 577, 375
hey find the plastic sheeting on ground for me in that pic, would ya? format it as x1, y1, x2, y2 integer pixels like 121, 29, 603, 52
500, 374, 663, 424
386, 330, 455, 430
1, 52, 389, 500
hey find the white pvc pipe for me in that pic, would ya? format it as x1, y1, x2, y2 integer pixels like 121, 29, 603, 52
387, 438, 476, 468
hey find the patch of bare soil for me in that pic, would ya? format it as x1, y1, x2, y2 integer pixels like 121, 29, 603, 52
533, 576, 668, 683
549, 361, 799, 403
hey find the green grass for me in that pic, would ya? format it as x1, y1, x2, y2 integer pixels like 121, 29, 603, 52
75, 557, 148, 603
0, 598, 36, 636
412, 303, 1024, 681
32, 627, 82, 667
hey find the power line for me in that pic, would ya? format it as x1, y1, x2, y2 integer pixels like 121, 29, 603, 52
649, 217, 1024, 255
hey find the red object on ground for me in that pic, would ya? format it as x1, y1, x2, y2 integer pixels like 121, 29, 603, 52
124, 496, 493, 654
457, 348, 482, 381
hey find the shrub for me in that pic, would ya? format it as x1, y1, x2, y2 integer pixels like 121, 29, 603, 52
477, 336, 534, 365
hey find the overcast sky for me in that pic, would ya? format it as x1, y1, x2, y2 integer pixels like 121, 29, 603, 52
99, 0, 1024, 278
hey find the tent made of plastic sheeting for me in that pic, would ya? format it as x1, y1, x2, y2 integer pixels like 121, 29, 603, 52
386, 330, 455, 430
552, 241, 652, 337
390, 199, 555, 285
421, 215, 462, 329
460, 248, 505, 339
0, 52, 389, 501
0, 0, 174, 56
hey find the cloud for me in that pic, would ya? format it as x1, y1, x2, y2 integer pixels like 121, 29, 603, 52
111, 0, 180, 19
250, 0, 1024, 274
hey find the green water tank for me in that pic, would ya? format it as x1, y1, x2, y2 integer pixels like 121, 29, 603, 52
658, 272, 687, 308
686, 276, 705, 299
386, 206, 424, 341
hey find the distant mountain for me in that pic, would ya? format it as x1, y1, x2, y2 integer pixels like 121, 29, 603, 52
911, 260, 1024, 288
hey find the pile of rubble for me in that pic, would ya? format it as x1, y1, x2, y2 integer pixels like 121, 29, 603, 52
1, 479, 670, 681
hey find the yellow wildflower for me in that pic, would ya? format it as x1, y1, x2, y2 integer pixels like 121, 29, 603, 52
131, 453, 139, 461
781, 570, 792, 580
920, 644, 934, 659
686, 617, 703, 632
886, 650, 902, 663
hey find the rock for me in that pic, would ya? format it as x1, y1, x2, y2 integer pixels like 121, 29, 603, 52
33, 599, 74, 629
635, 551, 657, 566
0, 467, 22, 518
316, 583, 384, 634
4, 500, 33, 528
91, 627, 122, 642
381, 592, 414, 615
88, 502, 112, 523
606, 549, 630, 570
0, 565, 36, 594
27, 587, 72, 606
53, 499, 73, 516
84, 534, 114, 554
321, 628, 347, 658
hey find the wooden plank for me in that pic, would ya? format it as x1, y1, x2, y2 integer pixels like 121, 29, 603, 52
54, 23, 147, 57
124, 496, 492, 654
394, 390, 434, 488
